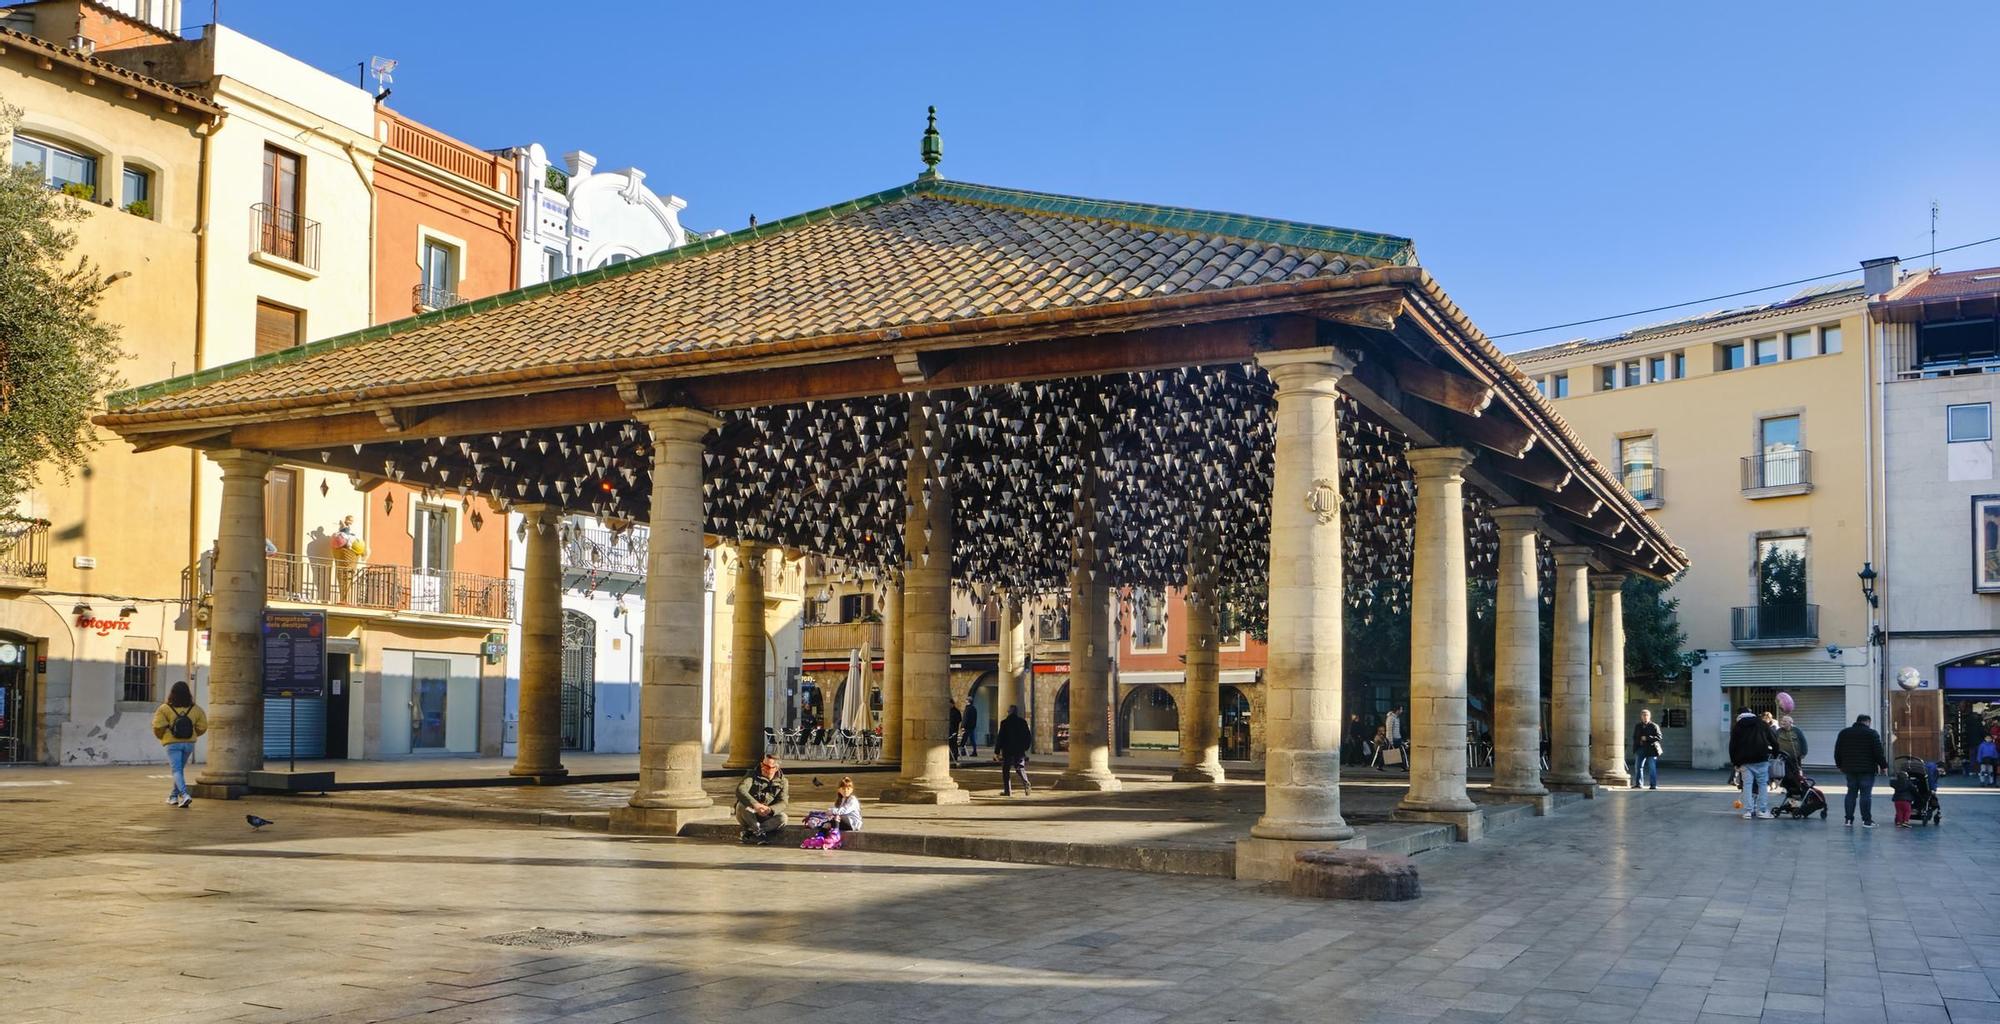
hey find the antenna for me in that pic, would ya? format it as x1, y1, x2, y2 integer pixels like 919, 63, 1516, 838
1931, 200, 1940, 270
369, 56, 397, 99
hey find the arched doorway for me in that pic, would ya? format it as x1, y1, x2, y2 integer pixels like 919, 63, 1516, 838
966, 671, 997, 750
1220, 685, 1252, 761
1119, 685, 1180, 752
560, 609, 595, 751
1053, 683, 1070, 752
0, 632, 36, 763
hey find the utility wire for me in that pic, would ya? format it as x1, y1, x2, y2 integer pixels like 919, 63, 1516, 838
1491, 232, 2000, 341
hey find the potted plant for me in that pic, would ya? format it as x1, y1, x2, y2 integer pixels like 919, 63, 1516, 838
59, 181, 94, 201
124, 199, 151, 218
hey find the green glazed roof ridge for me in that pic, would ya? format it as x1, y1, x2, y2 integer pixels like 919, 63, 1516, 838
920, 178, 1417, 265
108, 179, 933, 410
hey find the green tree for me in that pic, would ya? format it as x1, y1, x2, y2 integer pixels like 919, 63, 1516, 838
1623, 575, 1697, 700
0, 101, 125, 516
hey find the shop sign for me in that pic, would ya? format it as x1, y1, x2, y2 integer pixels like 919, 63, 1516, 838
76, 615, 132, 636
261, 610, 326, 699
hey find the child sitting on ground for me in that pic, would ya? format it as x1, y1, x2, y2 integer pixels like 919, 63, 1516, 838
802, 776, 863, 849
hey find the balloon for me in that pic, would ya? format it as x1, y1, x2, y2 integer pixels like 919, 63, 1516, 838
1776, 691, 1795, 712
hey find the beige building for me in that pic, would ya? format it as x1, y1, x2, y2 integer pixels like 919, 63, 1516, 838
0, 9, 221, 764
1513, 284, 1880, 767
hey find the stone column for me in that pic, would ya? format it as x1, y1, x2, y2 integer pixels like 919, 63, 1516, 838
510, 506, 567, 779
1239, 348, 1357, 881
1487, 507, 1551, 809
882, 402, 968, 803
724, 542, 767, 770
996, 593, 1024, 719
1056, 508, 1119, 790
1394, 447, 1483, 840
1546, 545, 1598, 793
1591, 572, 1631, 787
193, 450, 274, 798
879, 577, 904, 762
1174, 530, 1224, 783
611, 408, 725, 833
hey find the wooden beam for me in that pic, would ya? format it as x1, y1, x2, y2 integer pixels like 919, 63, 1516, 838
227, 386, 628, 449
1389, 354, 1493, 417
1485, 449, 1572, 492
131, 426, 229, 453
1439, 408, 1535, 459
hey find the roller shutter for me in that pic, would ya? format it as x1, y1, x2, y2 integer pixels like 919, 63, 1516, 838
1788, 689, 1845, 768
262, 694, 327, 759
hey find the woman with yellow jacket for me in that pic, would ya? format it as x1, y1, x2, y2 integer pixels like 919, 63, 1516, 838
151, 681, 207, 808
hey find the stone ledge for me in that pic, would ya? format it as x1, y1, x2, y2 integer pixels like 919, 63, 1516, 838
878, 785, 973, 805
1487, 790, 1558, 816
1547, 780, 1603, 799
1052, 772, 1124, 792
189, 782, 247, 800
678, 822, 1237, 877
1289, 848, 1420, 901
607, 804, 727, 835
1392, 806, 1485, 842
1235, 835, 1366, 883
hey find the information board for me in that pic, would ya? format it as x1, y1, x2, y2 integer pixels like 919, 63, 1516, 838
261, 610, 326, 699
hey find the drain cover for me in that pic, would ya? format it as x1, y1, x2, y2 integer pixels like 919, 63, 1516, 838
480, 927, 618, 950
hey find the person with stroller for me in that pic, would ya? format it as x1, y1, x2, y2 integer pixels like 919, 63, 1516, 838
1730, 709, 1781, 819
735, 754, 790, 844
1977, 734, 2000, 787
1631, 709, 1663, 790
996, 704, 1033, 796
1833, 713, 1889, 828
1775, 714, 1808, 778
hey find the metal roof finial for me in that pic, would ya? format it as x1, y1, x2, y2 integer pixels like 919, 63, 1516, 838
919, 105, 942, 180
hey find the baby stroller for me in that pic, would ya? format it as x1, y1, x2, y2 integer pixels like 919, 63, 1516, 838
1773, 755, 1827, 820
1894, 756, 1944, 826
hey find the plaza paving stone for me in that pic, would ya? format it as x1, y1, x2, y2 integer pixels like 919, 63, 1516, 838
2, 764, 1997, 1023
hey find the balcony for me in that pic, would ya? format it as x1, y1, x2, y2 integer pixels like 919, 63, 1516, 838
1731, 604, 1819, 649
804, 620, 882, 658
413, 283, 465, 312
1740, 448, 1813, 499
191, 553, 515, 621
381, 114, 508, 192
1620, 467, 1664, 509
560, 525, 646, 594
251, 203, 320, 271
0, 517, 50, 589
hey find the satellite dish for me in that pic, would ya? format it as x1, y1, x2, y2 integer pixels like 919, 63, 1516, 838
1896, 667, 1921, 691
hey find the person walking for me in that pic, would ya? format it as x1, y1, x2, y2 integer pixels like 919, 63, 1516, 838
151, 681, 207, 808
1631, 709, 1663, 790
948, 702, 963, 763
1833, 713, 1889, 828
734, 754, 790, 844
1385, 706, 1406, 761
961, 698, 980, 758
1977, 734, 2000, 786
996, 704, 1033, 796
1343, 713, 1364, 766
1730, 709, 1780, 819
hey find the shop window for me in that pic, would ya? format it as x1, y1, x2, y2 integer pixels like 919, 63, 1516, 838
122, 649, 157, 703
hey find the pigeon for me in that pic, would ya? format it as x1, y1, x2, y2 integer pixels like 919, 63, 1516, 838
811, 776, 823, 788
245, 814, 274, 830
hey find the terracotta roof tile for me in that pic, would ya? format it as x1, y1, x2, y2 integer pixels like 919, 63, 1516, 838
108, 178, 1413, 420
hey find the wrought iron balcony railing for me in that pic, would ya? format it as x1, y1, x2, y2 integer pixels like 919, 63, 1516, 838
413, 283, 466, 311
1621, 467, 1664, 508
251, 203, 320, 269
189, 553, 515, 620
1741, 448, 1812, 494
0, 517, 50, 588
560, 525, 647, 581
1731, 603, 1819, 648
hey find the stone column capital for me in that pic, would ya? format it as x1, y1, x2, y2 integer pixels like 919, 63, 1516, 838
635, 406, 721, 442
1404, 446, 1476, 478
1551, 544, 1601, 569
1487, 505, 1544, 534
1255, 346, 1358, 395
206, 449, 277, 478
1589, 571, 1629, 593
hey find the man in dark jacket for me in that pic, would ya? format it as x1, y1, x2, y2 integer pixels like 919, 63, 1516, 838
1730, 710, 1780, 819
734, 754, 789, 844
962, 698, 981, 758
1631, 709, 1664, 790
1832, 714, 1889, 828
948, 703, 963, 763
996, 705, 1034, 796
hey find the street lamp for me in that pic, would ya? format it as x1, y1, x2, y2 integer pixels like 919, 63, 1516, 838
1857, 562, 1879, 608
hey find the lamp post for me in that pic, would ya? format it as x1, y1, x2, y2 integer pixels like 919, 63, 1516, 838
1859, 561, 1896, 759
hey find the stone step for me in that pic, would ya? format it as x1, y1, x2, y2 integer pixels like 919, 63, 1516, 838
680, 821, 1240, 877
1353, 822, 1458, 858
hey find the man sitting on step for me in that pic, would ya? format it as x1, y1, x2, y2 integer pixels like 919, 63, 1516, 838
735, 754, 790, 844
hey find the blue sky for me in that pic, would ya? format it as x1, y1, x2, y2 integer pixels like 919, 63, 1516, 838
216, 1, 2000, 351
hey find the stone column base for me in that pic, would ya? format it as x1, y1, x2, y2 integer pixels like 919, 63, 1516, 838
1235, 834, 1367, 883
1487, 790, 1557, 816
608, 804, 726, 835
1546, 779, 1602, 799
1392, 806, 1485, 842
1594, 769, 1632, 788
1170, 765, 1225, 783
509, 764, 568, 780
1053, 770, 1122, 792
880, 784, 972, 805
189, 782, 247, 800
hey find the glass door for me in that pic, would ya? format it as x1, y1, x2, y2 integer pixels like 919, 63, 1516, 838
1758, 415, 1802, 487
0, 640, 29, 762
411, 656, 449, 750
411, 506, 450, 613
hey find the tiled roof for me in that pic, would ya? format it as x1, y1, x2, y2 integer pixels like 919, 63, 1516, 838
0, 24, 222, 116
106, 177, 1414, 420
1882, 266, 2000, 304
1510, 281, 1863, 365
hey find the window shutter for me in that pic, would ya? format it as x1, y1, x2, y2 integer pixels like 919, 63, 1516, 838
256, 301, 300, 355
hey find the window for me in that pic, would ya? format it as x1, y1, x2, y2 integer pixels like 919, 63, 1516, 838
121, 165, 151, 215
1131, 589, 1167, 650
1720, 342, 1746, 370
1535, 377, 1547, 396
1552, 373, 1570, 398
1648, 356, 1667, 383
1786, 330, 1815, 360
1623, 362, 1641, 387
11, 134, 97, 196
1820, 325, 1842, 354
121, 649, 157, 703
1672, 352, 1686, 379
1599, 365, 1616, 390
414, 505, 452, 575
1758, 414, 1803, 487
1037, 609, 1069, 642
544, 248, 565, 280
1618, 434, 1658, 503
1948, 403, 1993, 443
259, 144, 304, 261
837, 593, 872, 623
255, 300, 302, 355
1918, 320, 2000, 366
1755, 535, 1810, 636
264, 468, 298, 555
1753, 337, 1780, 365
418, 238, 458, 308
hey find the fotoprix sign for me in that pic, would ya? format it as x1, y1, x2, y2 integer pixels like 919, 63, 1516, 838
76, 616, 132, 637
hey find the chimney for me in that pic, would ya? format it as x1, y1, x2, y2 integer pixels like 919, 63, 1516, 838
1862, 256, 1901, 297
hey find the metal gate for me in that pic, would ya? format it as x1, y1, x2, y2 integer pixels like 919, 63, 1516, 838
560, 609, 595, 751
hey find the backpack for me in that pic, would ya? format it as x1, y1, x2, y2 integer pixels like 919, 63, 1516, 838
168, 705, 194, 740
